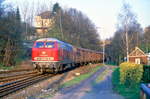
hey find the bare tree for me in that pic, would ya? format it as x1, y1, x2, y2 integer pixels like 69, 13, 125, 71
105, 3, 142, 64
143, 26, 150, 52
14, 0, 53, 39
118, 3, 142, 61
48, 6, 101, 50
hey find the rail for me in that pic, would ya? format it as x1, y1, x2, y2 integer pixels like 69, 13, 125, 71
140, 83, 150, 99
0, 68, 35, 74
0, 71, 38, 82
0, 73, 53, 98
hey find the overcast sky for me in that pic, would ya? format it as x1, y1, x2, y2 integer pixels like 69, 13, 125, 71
6, 0, 150, 40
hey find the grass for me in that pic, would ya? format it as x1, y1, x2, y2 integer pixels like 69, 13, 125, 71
0, 64, 14, 70
0, 57, 26, 70
60, 65, 102, 88
105, 62, 118, 66
112, 68, 140, 99
37, 94, 52, 98
95, 69, 109, 83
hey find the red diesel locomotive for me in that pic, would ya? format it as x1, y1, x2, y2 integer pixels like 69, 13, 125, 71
32, 38, 103, 73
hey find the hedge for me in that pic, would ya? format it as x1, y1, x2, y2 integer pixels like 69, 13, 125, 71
119, 62, 143, 87
142, 65, 150, 83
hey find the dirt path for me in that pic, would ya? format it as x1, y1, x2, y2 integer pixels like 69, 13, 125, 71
51, 66, 124, 99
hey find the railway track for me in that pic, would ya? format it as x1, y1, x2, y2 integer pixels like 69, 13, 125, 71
0, 68, 35, 74
0, 72, 54, 98
0, 70, 38, 84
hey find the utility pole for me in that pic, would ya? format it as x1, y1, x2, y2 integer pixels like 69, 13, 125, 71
59, 10, 63, 40
103, 40, 105, 65
25, 22, 27, 40
125, 17, 129, 62
126, 30, 129, 62
96, 27, 105, 65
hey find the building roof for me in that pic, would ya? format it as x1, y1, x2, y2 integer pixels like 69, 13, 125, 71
129, 47, 146, 57
38, 11, 53, 19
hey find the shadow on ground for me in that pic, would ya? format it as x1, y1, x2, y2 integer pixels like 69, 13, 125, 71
52, 66, 124, 99
81, 75, 124, 99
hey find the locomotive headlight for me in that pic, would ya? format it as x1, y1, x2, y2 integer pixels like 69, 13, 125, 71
34, 57, 38, 60
48, 57, 54, 60
34, 57, 41, 60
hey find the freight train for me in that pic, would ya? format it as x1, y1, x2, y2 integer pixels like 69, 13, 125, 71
32, 38, 104, 73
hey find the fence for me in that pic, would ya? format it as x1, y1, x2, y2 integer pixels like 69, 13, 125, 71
140, 83, 150, 99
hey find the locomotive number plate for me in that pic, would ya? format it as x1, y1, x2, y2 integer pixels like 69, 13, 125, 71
34, 57, 54, 61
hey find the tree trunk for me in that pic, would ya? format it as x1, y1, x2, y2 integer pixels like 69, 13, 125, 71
3, 38, 12, 66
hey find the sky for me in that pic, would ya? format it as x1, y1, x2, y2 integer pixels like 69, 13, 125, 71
6, 0, 150, 40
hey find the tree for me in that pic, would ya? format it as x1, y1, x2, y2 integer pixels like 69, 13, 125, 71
17, 0, 50, 40
16, 7, 21, 22
118, 3, 142, 61
0, 4, 23, 66
52, 3, 61, 14
142, 26, 150, 52
0, 0, 4, 17
105, 3, 142, 64
48, 6, 101, 51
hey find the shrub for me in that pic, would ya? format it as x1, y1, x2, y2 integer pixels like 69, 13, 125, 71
119, 62, 143, 87
142, 65, 150, 83
112, 68, 140, 99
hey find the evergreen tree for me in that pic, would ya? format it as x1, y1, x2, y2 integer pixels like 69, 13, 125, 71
16, 7, 21, 22
0, 5, 23, 66
52, 3, 61, 14
0, 0, 4, 17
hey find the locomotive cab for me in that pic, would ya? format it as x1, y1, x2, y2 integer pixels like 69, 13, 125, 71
32, 39, 60, 73
32, 41, 59, 62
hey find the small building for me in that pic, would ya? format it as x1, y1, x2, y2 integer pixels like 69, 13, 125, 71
34, 11, 54, 36
128, 47, 148, 64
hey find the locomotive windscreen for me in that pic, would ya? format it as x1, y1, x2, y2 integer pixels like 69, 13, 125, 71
35, 42, 44, 48
34, 42, 55, 48
45, 42, 55, 48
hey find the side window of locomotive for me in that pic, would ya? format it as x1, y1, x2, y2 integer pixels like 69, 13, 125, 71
35, 42, 44, 48
58, 43, 60, 49
45, 42, 55, 48
77, 51, 81, 56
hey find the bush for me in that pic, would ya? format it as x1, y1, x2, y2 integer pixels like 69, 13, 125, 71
142, 65, 150, 83
112, 68, 140, 99
119, 62, 143, 87
112, 68, 120, 89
